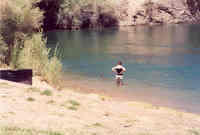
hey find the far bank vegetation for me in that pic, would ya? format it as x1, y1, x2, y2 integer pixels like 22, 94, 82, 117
37, 0, 119, 30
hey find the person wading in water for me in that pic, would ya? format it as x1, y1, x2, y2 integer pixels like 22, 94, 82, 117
112, 61, 126, 86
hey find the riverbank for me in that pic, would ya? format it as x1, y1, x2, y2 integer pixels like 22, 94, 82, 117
0, 78, 200, 135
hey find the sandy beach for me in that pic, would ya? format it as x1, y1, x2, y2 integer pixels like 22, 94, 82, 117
0, 78, 200, 135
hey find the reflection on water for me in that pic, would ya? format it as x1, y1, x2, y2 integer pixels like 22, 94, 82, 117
47, 24, 200, 114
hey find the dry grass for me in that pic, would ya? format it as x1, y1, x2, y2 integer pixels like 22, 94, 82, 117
188, 129, 200, 135
60, 100, 80, 111
40, 90, 53, 96
68, 100, 80, 106
47, 100, 56, 104
27, 97, 35, 102
0, 126, 64, 135
27, 87, 41, 93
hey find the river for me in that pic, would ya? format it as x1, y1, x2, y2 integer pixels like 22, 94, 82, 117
47, 24, 200, 114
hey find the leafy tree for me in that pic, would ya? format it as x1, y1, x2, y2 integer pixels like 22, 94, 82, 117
0, 36, 8, 65
37, 0, 63, 30
0, 0, 43, 65
37, 0, 118, 30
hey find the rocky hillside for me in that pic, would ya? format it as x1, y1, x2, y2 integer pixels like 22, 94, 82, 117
117, 0, 200, 26
37, 0, 200, 30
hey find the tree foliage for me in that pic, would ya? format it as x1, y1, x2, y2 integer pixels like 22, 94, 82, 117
37, 0, 63, 30
0, 0, 62, 87
37, 0, 118, 30
16, 33, 62, 87
0, 0, 43, 64
0, 36, 8, 65
58, 0, 118, 29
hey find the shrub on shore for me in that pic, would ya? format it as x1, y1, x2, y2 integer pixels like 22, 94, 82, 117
0, 0, 63, 87
0, 36, 8, 65
0, 0, 43, 64
16, 33, 63, 87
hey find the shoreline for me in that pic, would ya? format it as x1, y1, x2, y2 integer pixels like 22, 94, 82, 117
1, 78, 200, 134
44, 22, 199, 31
1, 77, 200, 116
61, 75, 200, 115
14, 74, 200, 115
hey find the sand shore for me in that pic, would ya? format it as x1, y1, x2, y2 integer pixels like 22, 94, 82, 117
0, 78, 200, 135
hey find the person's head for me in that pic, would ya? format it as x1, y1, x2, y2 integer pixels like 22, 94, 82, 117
118, 61, 122, 65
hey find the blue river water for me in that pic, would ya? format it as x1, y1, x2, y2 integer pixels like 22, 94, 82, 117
47, 24, 200, 114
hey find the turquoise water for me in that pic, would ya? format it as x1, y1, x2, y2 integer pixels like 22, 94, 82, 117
47, 24, 200, 114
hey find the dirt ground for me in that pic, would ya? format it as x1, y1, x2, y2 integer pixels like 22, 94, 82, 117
0, 78, 200, 135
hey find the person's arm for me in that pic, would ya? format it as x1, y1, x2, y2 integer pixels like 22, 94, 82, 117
123, 67, 126, 72
119, 66, 126, 74
112, 66, 116, 72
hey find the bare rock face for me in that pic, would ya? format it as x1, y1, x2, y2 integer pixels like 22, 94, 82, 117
186, 0, 200, 22
37, 0, 200, 30
117, 0, 200, 26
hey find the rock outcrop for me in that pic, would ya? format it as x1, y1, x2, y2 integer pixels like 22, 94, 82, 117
37, 0, 200, 30
117, 0, 200, 26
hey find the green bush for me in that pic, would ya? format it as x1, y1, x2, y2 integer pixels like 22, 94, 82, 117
16, 33, 62, 87
16, 33, 49, 75
0, 0, 63, 88
0, 36, 8, 65
43, 54, 63, 87
0, 0, 43, 65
